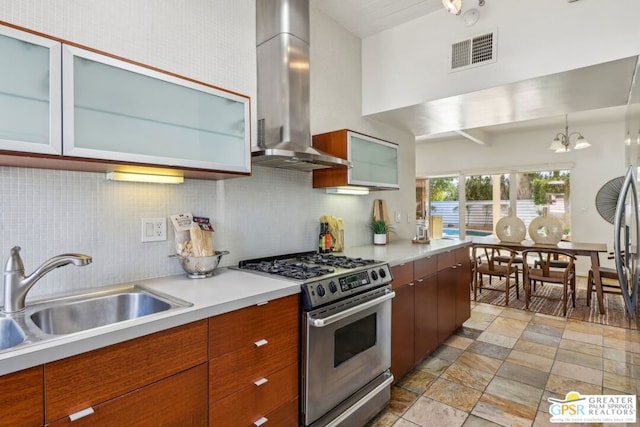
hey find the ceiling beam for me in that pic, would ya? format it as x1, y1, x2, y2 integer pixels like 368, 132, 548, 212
454, 129, 490, 145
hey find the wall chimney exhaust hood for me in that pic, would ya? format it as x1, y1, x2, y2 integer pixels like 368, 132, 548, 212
253, 0, 350, 171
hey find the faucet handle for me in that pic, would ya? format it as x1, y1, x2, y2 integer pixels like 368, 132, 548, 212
5, 246, 25, 273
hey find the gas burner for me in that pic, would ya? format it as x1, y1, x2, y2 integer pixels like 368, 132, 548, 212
241, 258, 335, 280
298, 254, 377, 269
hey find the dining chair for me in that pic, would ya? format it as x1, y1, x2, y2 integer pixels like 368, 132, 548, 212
472, 245, 520, 305
586, 251, 622, 307
522, 248, 576, 316
532, 254, 570, 292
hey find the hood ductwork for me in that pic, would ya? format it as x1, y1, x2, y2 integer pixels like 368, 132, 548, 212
253, 0, 350, 171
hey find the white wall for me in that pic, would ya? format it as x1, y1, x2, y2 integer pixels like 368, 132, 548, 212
362, 0, 640, 115
416, 120, 627, 273
0, 1, 415, 305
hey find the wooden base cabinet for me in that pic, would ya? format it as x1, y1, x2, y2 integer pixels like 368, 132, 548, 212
0, 295, 302, 426
391, 280, 415, 381
47, 364, 208, 427
455, 247, 472, 326
0, 366, 43, 427
414, 274, 438, 361
44, 320, 208, 424
209, 294, 299, 426
390, 262, 415, 381
390, 246, 472, 383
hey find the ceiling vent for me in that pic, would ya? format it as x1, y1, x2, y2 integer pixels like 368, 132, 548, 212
449, 29, 497, 72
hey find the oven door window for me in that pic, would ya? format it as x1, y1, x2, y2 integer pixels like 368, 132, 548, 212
334, 313, 377, 367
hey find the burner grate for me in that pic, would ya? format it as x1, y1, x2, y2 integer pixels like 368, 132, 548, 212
241, 259, 335, 280
298, 254, 377, 269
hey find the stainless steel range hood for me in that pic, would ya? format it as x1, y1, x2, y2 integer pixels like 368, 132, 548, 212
253, 0, 350, 171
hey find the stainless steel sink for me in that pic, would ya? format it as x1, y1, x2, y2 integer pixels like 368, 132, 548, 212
28, 286, 192, 335
0, 318, 25, 350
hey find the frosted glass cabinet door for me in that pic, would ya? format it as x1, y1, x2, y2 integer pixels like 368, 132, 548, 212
0, 25, 62, 154
62, 45, 250, 173
348, 132, 399, 189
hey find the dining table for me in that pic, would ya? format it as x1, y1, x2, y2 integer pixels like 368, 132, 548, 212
470, 236, 609, 314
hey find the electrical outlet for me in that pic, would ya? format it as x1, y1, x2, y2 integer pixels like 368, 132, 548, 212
141, 218, 167, 242
394, 211, 401, 223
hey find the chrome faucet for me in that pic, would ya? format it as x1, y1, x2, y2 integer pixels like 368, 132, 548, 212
3, 246, 92, 313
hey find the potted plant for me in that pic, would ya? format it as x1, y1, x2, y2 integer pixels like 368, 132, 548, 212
370, 219, 393, 245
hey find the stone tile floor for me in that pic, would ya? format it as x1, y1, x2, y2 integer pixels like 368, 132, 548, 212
367, 301, 640, 427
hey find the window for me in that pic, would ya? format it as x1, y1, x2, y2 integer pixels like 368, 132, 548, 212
417, 169, 571, 240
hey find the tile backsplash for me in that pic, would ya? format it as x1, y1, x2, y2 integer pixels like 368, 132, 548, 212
0, 165, 398, 304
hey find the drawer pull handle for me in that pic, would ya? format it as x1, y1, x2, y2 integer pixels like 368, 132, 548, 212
256, 301, 269, 306
254, 417, 268, 426
254, 338, 268, 347
254, 377, 268, 387
69, 407, 94, 421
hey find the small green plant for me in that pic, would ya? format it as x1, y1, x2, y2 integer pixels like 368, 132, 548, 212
370, 219, 394, 234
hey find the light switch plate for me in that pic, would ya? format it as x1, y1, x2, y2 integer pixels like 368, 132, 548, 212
394, 211, 401, 223
141, 218, 167, 242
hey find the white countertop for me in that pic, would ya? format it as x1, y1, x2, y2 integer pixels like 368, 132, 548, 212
0, 237, 470, 376
340, 238, 471, 266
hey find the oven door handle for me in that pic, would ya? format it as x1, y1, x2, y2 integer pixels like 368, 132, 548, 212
308, 291, 395, 328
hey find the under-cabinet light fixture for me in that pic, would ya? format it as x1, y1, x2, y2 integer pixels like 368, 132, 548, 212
325, 187, 370, 195
106, 171, 184, 184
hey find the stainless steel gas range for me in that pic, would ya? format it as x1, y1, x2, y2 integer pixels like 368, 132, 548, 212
236, 252, 395, 427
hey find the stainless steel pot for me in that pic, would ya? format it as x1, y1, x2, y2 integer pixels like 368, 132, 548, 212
170, 251, 229, 278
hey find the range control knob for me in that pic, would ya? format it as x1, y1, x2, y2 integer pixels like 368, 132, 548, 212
317, 284, 326, 297
329, 281, 338, 293
371, 270, 379, 281
379, 268, 387, 279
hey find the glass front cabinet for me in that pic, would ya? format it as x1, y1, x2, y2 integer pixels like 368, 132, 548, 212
0, 22, 251, 177
313, 129, 399, 190
0, 25, 62, 155
62, 46, 250, 174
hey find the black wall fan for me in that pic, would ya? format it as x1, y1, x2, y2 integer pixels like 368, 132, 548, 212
595, 176, 624, 224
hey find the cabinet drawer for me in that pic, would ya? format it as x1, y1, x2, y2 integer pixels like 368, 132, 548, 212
209, 295, 298, 358
261, 398, 299, 427
390, 262, 414, 289
0, 366, 43, 427
437, 251, 456, 271
48, 363, 208, 427
210, 363, 297, 426
414, 256, 437, 279
44, 320, 208, 423
210, 328, 298, 402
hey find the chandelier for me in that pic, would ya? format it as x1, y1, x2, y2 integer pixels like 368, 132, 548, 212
549, 114, 591, 153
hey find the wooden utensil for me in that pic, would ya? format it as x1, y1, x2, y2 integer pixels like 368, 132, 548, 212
190, 225, 213, 256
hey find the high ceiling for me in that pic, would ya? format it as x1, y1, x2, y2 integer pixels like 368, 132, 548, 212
310, 0, 637, 144
311, 0, 442, 39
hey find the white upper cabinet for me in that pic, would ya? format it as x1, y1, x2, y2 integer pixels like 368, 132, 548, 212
313, 129, 399, 190
0, 26, 61, 155
62, 45, 251, 173
348, 131, 399, 189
